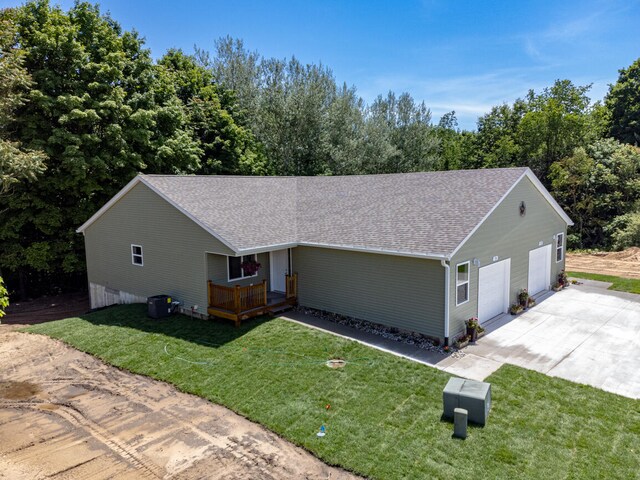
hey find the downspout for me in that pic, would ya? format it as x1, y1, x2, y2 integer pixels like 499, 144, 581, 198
441, 259, 450, 346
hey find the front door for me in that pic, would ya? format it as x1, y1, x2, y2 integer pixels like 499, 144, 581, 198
270, 249, 289, 293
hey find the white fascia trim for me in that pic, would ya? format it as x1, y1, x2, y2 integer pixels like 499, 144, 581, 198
524, 169, 574, 226
441, 260, 450, 342
137, 177, 239, 253
297, 242, 448, 261
449, 168, 573, 259
236, 242, 299, 256
76, 174, 240, 254
239, 241, 448, 260
77, 175, 142, 233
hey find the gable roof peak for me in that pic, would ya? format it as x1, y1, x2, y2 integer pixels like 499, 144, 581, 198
78, 167, 571, 259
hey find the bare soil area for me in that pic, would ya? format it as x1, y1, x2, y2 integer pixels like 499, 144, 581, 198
0, 329, 358, 479
2, 291, 90, 325
566, 247, 640, 279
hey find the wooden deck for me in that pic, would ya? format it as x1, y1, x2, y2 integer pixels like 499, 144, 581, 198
207, 274, 297, 327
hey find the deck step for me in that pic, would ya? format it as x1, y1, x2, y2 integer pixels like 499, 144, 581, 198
268, 304, 293, 315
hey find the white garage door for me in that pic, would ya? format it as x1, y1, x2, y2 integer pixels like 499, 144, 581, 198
528, 245, 552, 296
478, 259, 510, 324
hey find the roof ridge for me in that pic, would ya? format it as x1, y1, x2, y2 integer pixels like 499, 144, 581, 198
79, 167, 571, 260
141, 167, 528, 180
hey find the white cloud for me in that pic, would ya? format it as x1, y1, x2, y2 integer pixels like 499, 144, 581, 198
358, 68, 553, 130
521, 1, 638, 63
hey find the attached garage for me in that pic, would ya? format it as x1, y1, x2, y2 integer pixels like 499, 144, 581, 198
78, 166, 572, 346
477, 259, 511, 324
528, 245, 552, 296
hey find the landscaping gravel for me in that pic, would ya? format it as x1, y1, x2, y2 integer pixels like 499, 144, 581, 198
293, 306, 466, 358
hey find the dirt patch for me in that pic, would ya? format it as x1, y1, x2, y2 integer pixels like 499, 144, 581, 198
0, 329, 358, 480
3, 291, 89, 325
566, 247, 640, 280
605, 246, 640, 261
0, 381, 40, 400
326, 359, 347, 368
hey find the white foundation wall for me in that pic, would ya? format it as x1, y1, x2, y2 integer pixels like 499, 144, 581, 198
89, 282, 147, 309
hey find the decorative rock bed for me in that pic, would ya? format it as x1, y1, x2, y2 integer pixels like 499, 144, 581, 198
294, 307, 466, 358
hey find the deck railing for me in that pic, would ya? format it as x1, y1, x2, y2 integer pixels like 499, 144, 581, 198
208, 273, 297, 316
285, 273, 298, 299
208, 279, 267, 313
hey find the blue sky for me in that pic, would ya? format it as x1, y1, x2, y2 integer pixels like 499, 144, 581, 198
2, 0, 639, 129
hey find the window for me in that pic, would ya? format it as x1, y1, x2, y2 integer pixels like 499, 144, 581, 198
556, 233, 564, 262
228, 254, 258, 281
456, 262, 470, 305
131, 244, 143, 266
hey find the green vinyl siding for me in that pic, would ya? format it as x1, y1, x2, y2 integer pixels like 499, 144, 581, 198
84, 182, 234, 311
207, 252, 270, 287
292, 246, 445, 339
449, 176, 568, 339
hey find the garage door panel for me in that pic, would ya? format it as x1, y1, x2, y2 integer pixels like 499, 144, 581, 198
528, 245, 551, 296
478, 259, 510, 324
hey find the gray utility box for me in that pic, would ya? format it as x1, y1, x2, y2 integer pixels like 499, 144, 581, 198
147, 295, 172, 319
443, 377, 491, 426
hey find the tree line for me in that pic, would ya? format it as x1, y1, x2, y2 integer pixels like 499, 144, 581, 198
0, 0, 639, 301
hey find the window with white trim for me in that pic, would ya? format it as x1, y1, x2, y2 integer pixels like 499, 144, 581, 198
131, 244, 143, 266
556, 233, 564, 262
228, 254, 258, 281
456, 262, 470, 305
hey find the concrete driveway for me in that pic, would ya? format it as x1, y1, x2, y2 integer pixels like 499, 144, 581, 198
440, 282, 640, 399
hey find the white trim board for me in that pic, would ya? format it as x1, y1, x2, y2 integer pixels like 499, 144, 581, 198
76, 175, 239, 254
226, 254, 258, 282
77, 168, 571, 263
455, 261, 470, 306
449, 169, 573, 259
77, 175, 141, 234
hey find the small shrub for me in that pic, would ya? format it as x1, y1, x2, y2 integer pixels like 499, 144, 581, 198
518, 289, 529, 305
558, 270, 568, 286
608, 211, 640, 250
0, 277, 8, 318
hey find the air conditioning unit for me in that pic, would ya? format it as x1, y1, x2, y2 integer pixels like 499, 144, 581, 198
147, 295, 172, 319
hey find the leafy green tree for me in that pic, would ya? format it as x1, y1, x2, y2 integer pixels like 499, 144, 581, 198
549, 139, 640, 248
211, 39, 340, 175
0, 15, 46, 194
606, 211, 640, 250
158, 49, 267, 175
472, 101, 526, 169
0, 276, 8, 318
0, 1, 200, 297
606, 57, 640, 145
518, 80, 592, 181
434, 111, 459, 170
204, 36, 261, 127
208, 37, 440, 176
363, 91, 439, 173
585, 100, 610, 143
434, 111, 480, 171
469, 80, 593, 182
322, 83, 368, 175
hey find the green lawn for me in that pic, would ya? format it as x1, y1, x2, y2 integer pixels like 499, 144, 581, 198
567, 271, 640, 294
26, 305, 640, 479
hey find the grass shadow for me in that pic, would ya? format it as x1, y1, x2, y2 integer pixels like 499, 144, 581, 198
59, 303, 268, 349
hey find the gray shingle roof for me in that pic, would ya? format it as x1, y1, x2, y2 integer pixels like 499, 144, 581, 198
141, 167, 531, 258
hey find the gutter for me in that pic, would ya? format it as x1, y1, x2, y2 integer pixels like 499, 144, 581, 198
441, 259, 450, 346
